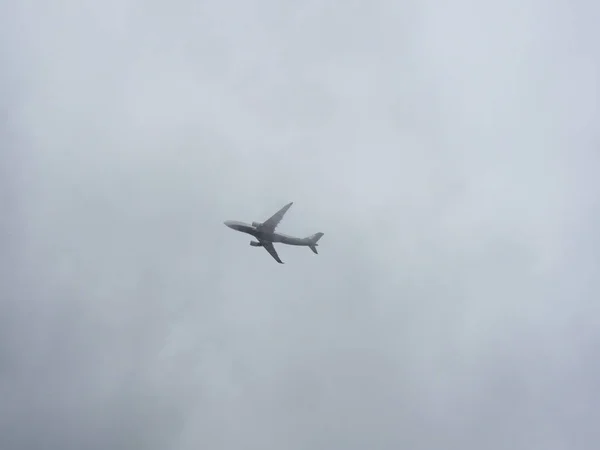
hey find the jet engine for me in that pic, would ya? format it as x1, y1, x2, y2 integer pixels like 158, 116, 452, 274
252, 221, 261, 228
250, 241, 263, 247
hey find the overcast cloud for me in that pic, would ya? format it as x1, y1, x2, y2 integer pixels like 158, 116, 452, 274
1, 0, 599, 449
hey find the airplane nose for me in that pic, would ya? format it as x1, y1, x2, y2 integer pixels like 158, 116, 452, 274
224, 220, 233, 228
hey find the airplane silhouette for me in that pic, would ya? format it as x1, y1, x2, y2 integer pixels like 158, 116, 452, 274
224, 202, 324, 264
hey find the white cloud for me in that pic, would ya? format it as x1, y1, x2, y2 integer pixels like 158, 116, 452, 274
2, 0, 599, 449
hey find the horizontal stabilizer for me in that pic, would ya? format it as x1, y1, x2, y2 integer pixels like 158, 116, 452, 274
307, 232, 324, 255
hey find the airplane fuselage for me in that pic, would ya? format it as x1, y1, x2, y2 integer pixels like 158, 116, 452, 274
223, 221, 309, 246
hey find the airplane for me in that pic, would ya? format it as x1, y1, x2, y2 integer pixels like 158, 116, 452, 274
224, 202, 324, 264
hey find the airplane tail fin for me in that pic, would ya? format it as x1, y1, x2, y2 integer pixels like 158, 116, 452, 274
306, 232, 324, 255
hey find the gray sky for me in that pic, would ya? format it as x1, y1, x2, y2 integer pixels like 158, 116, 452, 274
2, 0, 599, 449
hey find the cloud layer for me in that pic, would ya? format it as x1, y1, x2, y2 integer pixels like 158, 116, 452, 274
2, 0, 599, 449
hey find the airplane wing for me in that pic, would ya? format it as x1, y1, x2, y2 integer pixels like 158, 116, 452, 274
260, 202, 293, 233
262, 242, 284, 264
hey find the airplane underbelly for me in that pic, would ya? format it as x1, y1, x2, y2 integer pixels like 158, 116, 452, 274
274, 234, 302, 245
